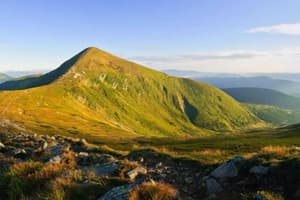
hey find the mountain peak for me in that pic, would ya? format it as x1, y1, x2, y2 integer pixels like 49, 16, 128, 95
81, 46, 105, 55
0, 47, 157, 90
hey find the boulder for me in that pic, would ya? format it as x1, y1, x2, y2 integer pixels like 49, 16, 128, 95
210, 156, 245, 179
205, 178, 223, 195
0, 142, 5, 149
98, 183, 139, 200
84, 162, 119, 177
126, 167, 147, 180
249, 166, 269, 175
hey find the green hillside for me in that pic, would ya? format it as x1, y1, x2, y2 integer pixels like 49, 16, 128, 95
245, 103, 300, 125
0, 47, 264, 140
224, 87, 300, 109
0, 73, 11, 83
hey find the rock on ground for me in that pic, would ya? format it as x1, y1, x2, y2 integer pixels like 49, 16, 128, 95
210, 156, 245, 179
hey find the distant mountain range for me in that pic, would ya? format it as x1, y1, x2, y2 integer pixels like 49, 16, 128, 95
0, 73, 11, 83
223, 88, 300, 110
0, 47, 264, 140
164, 70, 300, 96
4, 70, 47, 77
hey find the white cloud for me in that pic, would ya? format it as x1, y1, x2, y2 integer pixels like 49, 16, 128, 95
247, 23, 300, 35
130, 49, 300, 73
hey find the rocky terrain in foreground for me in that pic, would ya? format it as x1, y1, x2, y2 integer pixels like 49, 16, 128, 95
0, 131, 300, 200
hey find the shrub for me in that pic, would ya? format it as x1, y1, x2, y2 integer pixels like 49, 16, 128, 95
129, 182, 177, 200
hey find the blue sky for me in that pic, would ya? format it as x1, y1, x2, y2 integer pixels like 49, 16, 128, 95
1, 0, 300, 73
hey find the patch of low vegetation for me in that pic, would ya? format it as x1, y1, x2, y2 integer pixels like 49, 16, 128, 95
129, 182, 177, 200
242, 191, 285, 200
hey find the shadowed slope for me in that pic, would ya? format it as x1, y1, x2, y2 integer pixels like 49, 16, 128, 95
0, 49, 88, 90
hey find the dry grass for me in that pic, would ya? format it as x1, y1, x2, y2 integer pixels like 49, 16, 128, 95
129, 182, 177, 200
191, 149, 225, 157
261, 145, 290, 156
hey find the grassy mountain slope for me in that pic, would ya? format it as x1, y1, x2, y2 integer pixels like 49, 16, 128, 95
245, 103, 300, 125
0, 73, 11, 84
224, 87, 300, 110
0, 47, 263, 140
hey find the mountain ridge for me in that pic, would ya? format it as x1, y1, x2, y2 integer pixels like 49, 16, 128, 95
0, 47, 264, 140
0, 73, 11, 84
224, 87, 300, 110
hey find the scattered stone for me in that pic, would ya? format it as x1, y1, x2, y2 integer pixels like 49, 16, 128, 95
48, 155, 63, 164
42, 141, 48, 150
78, 152, 89, 157
249, 166, 269, 175
13, 148, 26, 155
210, 156, 245, 179
45, 145, 63, 155
12, 148, 27, 159
155, 162, 163, 168
126, 167, 147, 180
80, 138, 88, 146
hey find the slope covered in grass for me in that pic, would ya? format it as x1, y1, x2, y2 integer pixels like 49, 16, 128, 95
224, 87, 300, 110
0, 47, 263, 140
245, 103, 300, 125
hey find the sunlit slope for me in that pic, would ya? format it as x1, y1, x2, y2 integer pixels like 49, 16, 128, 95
0, 47, 263, 139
